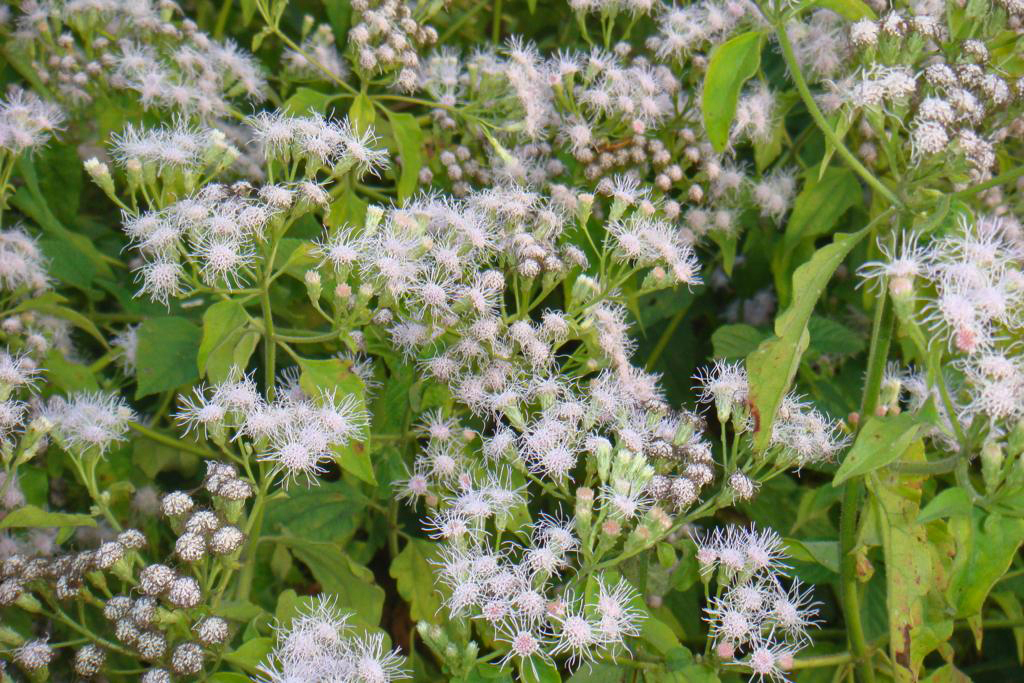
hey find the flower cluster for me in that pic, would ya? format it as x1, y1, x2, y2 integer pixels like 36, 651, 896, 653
699, 525, 819, 682
5, 0, 266, 116
176, 375, 369, 485
257, 597, 409, 683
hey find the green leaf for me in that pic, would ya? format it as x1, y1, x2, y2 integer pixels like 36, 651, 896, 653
641, 611, 682, 654
833, 413, 926, 485
209, 674, 252, 683
753, 118, 785, 172
283, 87, 336, 116
211, 600, 266, 622
349, 92, 376, 133
784, 539, 840, 573
297, 357, 375, 485
702, 31, 763, 152
711, 324, 768, 360
43, 349, 98, 392
783, 167, 861, 249
519, 656, 561, 683
746, 229, 866, 452
806, 315, 866, 358
264, 478, 365, 543
813, 0, 876, 18
198, 300, 252, 382
385, 110, 424, 203
36, 143, 83, 227
13, 292, 106, 346
992, 591, 1024, 665
0, 504, 96, 529
233, 330, 261, 377
947, 510, 1024, 618
566, 664, 625, 682
917, 488, 973, 524
135, 317, 202, 398
390, 539, 442, 621
285, 539, 385, 626
38, 238, 96, 290
222, 637, 274, 673
323, 0, 352, 46
11, 157, 112, 279
871, 455, 953, 680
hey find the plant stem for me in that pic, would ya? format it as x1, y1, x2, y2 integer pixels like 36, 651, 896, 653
261, 242, 279, 395
129, 421, 219, 459
645, 307, 687, 371
839, 291, 893, 683
235, 475, 270, 601
791, 652, 855, 670
773, 22, 903, 209
951, 164, 1024, 199
492, 0, 503, 43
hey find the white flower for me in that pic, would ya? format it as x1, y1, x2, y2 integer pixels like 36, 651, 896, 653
49, 392, 135, 456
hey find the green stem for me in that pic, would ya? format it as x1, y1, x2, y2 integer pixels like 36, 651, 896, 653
645, 307, 686, 371
261, 259, 278, 396
129, 422, 219, 459
950, 164, 1024, 199
791, 652, 855, 670
235, 475, 270, 601
839, 291, 893, 683
492, 0, 503, 43
773, 23, 903, 209
213, 0, 233, 39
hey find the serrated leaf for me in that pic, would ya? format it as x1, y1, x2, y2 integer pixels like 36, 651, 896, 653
702, 31, 763, 152
0, 505, 96, 529
833, 413, 926, 485
135, 317, 202, 398
747, 229, 866, 452
12, 157, 112, 278
390, 539, 442, 621
784, 539, 840, 573
385, 110, 423, 203
870, 449, 953, 680
44, 349, 98, 392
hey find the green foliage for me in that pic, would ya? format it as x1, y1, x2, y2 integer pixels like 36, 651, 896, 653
135, 316, 202, 397
747, 229, 865, 452
702, 31, 763, 152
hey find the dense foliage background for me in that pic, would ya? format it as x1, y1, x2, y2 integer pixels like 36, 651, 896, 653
1, 0, 1024, 681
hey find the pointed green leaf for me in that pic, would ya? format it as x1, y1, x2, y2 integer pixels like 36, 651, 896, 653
0, 505, 96, 529
747, 229, 866, 452
384, 110, 424, 203
702, 31, 763, 152
833, 412, 926, 485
